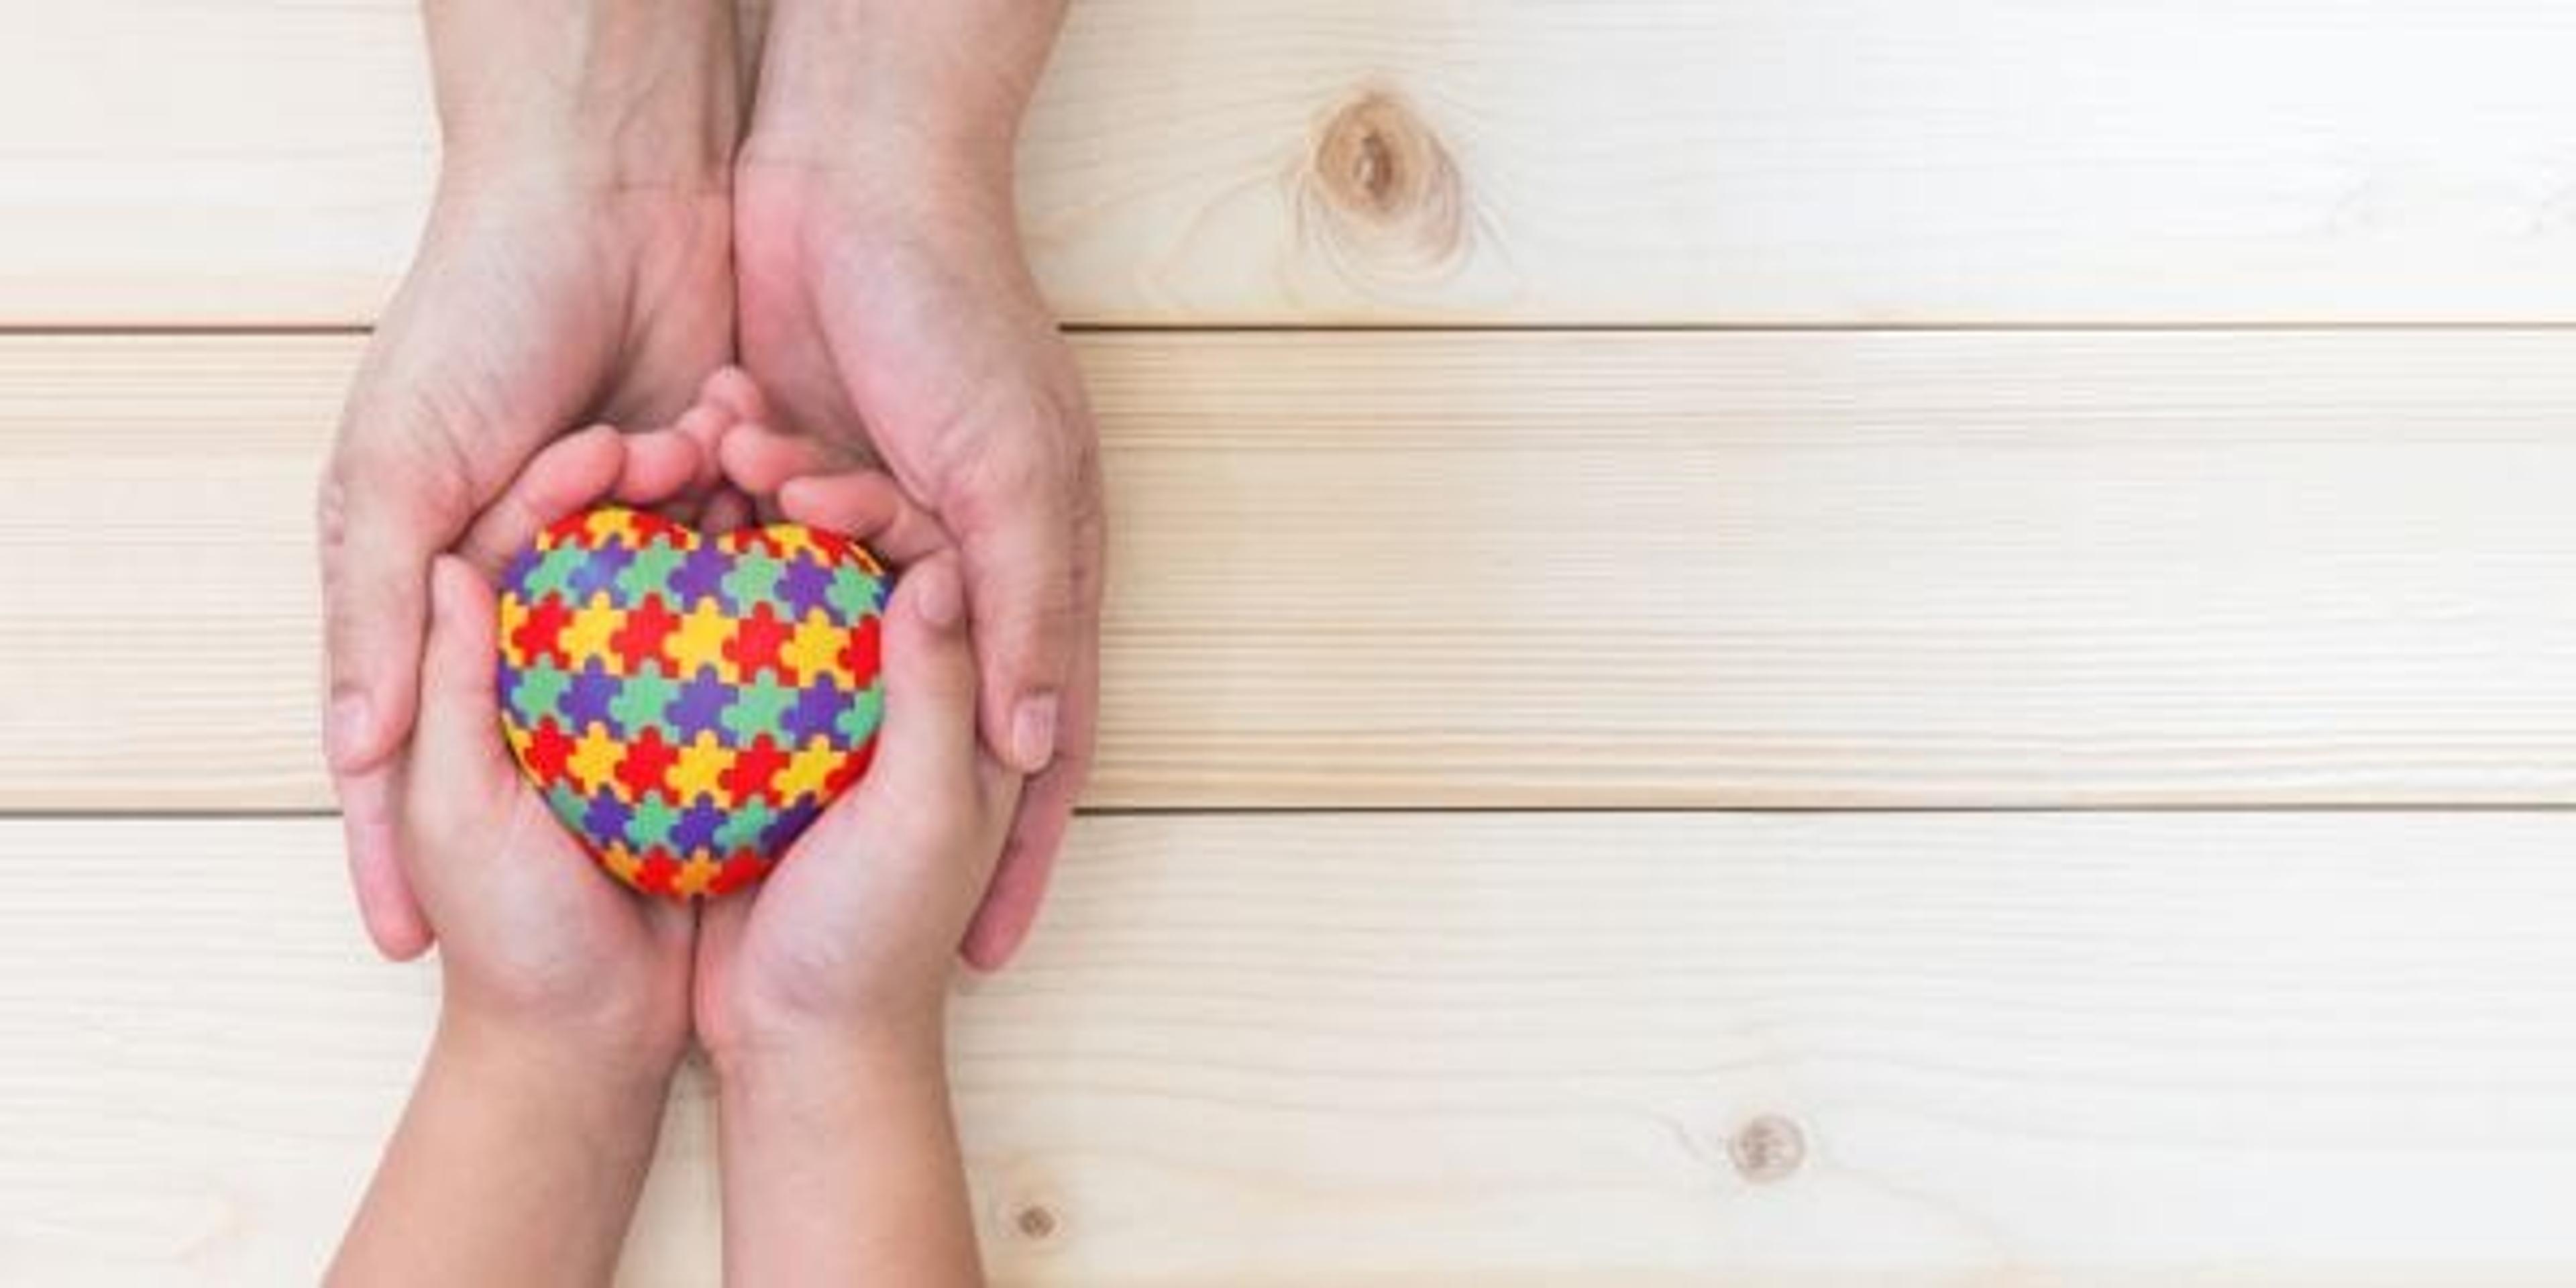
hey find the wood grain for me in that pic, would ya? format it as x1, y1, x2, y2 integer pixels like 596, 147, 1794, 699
7, 329, 2576, 810
8, 812, 2576, 1283
11, 1, 2576, 324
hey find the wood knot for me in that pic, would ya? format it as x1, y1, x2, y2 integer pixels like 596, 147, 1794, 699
1729, 1114, 1807, 1184
1300, 88, 1468, 282
1013, 1202, 1061, 1242
986, 1168, 1071, 1261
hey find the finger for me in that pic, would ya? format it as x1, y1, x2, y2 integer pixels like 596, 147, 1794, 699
699, 365, 771, 428
337, 765, 433, 961
961, 612, 1095, 969
855, 554, 985, 800
616, 427, 707, 509
952, 474, 1079, 773
651, 407, 731, 525
784, 554, 994, 894
452, 425, 625, 576
412, 555, 513, 796
717, 421, 845, 496
321, 439, 462, 773
320, 435, 462, 958
668, 407, 731, 485
777, 472, 955, 566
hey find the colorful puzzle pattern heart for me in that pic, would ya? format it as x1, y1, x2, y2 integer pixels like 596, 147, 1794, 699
496, 506, 888, 899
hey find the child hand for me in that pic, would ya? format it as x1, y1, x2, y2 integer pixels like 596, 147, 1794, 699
395, 421, 714, 1072
337, 413, 723, 1287
688, 433, 1020, 1284
693, 405, 1024, 1061
694, 541, 1023, 1063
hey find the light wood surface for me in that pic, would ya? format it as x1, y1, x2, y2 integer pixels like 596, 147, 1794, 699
6, 329, 2576, 812
11, 2, 2575, 1281
9, 813, 2576, 1285
11, 1, 2576, 324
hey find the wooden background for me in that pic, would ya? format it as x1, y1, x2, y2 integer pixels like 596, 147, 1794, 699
4, 1, 2575, 1282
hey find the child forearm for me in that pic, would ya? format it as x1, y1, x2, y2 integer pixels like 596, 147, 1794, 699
332, 1010, 678, 1286
714, 1030, 983, 1287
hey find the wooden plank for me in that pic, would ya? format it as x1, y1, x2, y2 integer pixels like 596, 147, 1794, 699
9, 329, 2576, 810
7, 812, 2576, 1283
11, 1, 2576, 324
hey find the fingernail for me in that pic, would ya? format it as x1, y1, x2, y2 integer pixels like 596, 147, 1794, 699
1011, 694, 1059, 771
327, 690, 375, 767
916, 562, 965, 631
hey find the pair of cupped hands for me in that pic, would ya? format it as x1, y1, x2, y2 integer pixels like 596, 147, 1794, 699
317, 148, 1102, 1077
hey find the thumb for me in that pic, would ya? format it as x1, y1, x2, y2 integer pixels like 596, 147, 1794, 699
319, 443, 460, 959
953, 480, 1078, 775
319, 449, 455, 772
855, 554, 985, 805
411, 555, 513, 793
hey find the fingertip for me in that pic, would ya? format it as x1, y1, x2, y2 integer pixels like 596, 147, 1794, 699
718, 422, 824, 496
360, 882, 435, 961
885, 556, 972, 701
428, 552, 479, 614
325, 687, 384, 772
866, 556, 983, 792
1007, 693, 1060, 773
537, 425, 626, 501
702, 365, 769, 425
672, 407, 727, 452
952, 534, 1077, 771
618, 429, 706, 506
909, 555, 966, 633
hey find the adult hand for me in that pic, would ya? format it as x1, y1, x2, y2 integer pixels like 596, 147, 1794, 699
321, 0, 739, 959
733, 0, 1100, 969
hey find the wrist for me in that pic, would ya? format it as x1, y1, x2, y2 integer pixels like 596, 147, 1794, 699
442, 991, 689, 1103
708, 1007, 981, 1284
712, 1022, 953, 1164
706, 992, 947, 1089
428, 0, 741, 197
428, 1006, 680, 1149
743, 0, 1063, 190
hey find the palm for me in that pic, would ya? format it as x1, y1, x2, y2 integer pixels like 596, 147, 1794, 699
360, 186, 737, 517
447, 784, 696, 1034
327, 183, 738, 961
733, 165, 1074, 494
733, 162, 1100, 969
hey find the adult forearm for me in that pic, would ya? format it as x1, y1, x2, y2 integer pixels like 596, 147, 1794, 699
749, 0, 1068, 186
714, 1034, 983, 1287
423, 0, 741, 186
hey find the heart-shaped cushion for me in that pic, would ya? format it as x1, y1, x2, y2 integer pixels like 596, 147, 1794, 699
495, 506, 888, 899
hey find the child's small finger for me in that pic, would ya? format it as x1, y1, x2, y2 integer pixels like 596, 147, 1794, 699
616, 428, 705, 508
718, 421, 838, 496
857, 554, 987, 798
669, 405, 731, 487
454, 425, 623, 575
779, 472, 954, 564
413, 556, 510, 788
700, 365, 770, 428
